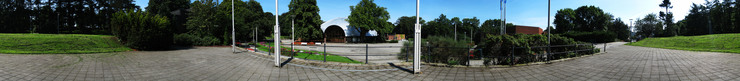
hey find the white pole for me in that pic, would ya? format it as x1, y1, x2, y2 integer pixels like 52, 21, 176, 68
413, 0, 421, 74
232, 0, 236, 53
255, 26, 257, 43
503, 1, 506, 35
274, 0, 281, 67
500, 0, 504, 35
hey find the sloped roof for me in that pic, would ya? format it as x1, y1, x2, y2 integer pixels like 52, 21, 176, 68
320, 17, 378, 36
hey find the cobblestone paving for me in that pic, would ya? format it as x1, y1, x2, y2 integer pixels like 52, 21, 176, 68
2, 44, 740, 81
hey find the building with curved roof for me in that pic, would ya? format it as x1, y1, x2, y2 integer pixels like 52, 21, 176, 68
320, 17, 378, 43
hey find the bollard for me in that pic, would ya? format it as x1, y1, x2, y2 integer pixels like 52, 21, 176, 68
365, 44, 369, 64
323, 43, 326, 62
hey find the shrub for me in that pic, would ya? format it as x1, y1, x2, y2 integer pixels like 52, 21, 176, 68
478, 34, 597, 65
110, 10, 172, 50
560, 31, 616, 43
399, 36, 471, 65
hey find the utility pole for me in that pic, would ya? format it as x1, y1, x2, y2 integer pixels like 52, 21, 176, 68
274, 0, 281, 67
232, 0, 236, 53
454, 25, 457, 41
500, 0, 507, 35
255, 26, 257, 43
291, 15, 295, 58
629, 19, 633, 42
413, 0, 421, 74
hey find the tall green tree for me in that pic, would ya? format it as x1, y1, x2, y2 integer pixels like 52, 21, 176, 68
635, 14, 663, 39
422, 14, 452, 38
393, 16, 425, 38
146, 0, 191, 33
244, 0, 272, 42
285, 0, 324, 40
553, 8, 576, 33
609, 18, 630, 41
658, 0, 677, 36
708, 0, 737, 33
480, 19, 504, 35
0, 0, 31, 33
183, 0, 222, 45
216, 0, 255, 44
347, 0, 390, 41
573, 6, 613, 31
461, 17, 480, 40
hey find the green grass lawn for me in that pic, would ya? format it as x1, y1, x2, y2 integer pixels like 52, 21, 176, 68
255, 43, 363, 64
0, 33, 131, 54
626, 33, 740, 54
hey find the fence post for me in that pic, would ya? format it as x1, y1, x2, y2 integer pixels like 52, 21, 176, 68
467, 47, 470, 66
406, 46, 410, 62
603, 43, 607, 53
323, 43, 326, 62
546, 43, 550, 63
291, 42, 294, 58
592, 43, 595, 53
269, 45, 272, 55
510, 46, 514, 66
365, 44, 369, 64
426, 45, 431, 63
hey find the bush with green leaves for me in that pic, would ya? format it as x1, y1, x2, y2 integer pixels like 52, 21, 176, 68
110, 10, 172, 50
399, 36, 471, 65
478, 34, 597, 65
560, 31, 616, 43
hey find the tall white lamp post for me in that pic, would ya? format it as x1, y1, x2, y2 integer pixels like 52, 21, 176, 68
231, 0, 236, 53
413, 0, 421, 74
274, 0, 281, 67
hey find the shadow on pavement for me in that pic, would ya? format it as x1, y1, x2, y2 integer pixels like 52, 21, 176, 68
388, 63, 414, 74
280, 58, 294, 67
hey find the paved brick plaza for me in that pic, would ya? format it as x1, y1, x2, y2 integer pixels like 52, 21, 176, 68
1, 43, 740, 80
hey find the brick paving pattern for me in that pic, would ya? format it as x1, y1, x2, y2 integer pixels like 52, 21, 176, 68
1, 44, 740, 80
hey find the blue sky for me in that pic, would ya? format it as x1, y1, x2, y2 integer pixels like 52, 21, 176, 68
134, 0, 708, 29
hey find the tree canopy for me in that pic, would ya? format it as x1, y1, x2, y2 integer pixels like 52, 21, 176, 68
347, 0, 391, 40
393, 16, 425, 38
146, 0, 191, 33
635, 14, 663, 39
285, 0, 324, 40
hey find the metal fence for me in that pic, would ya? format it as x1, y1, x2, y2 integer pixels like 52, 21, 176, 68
397, 43, 597, 66
243, 42, 599, 66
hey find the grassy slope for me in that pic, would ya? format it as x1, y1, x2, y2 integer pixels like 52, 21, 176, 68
255, 43, 363, 64
0, 33, 131, 54
626, 33, 740, 53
